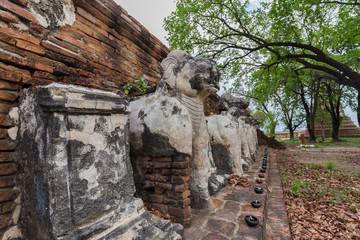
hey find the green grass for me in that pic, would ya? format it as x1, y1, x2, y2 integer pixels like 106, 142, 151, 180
308, 162, 319, 169
325, 161, 336, 170
277, 138, 301, 143
278, 137, 360, 147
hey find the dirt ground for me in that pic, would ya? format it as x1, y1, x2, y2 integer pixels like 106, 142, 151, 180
286, 146, 360, 173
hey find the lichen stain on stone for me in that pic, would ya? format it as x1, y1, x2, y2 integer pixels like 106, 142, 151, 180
78, 164, 99, 190
141, 124, 176, 157
28, 0, 75, 28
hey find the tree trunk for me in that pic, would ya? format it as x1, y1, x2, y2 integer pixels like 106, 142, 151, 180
332, 118, 340, 141
307, 122, 316, 142
358, 90, 360, 126
289, 128, 294, 140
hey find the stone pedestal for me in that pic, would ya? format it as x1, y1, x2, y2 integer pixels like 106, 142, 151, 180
19, 84, 183, 239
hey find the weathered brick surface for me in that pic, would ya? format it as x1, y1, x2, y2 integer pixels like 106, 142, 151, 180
0, 189, 19, 203
0, 129, 7, 139
0, 153, 11, 162
0, 214, 12, 230
0, 9, 20, 23
0, 91, 17, 102
0, 0, 171, 236
0, 0, 39, 23
0, 164, 16, 176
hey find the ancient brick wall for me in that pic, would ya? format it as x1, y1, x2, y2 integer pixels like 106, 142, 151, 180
0, 0, 169, 237
141, 155, 191, 226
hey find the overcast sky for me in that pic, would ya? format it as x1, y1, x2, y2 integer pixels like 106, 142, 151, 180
115, 0, 176, 46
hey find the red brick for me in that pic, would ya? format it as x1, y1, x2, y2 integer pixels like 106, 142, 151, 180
223, 201, 241, 212
0, 214, 11, 230
155, 182, 172, 191
164, 197, 191, 208
152, 157, 171, 162
76, 14, 108, 38
201, 233, 228, 240
153, 162, 171, 169
1, 201, 15, 213
0, 50, 53, 73
22, 77, 54, 86
0, 163, 16, 175
144, 175, 156, 181
169, 205, 191, 219
0, 114, 8, 126
151, 203, 168, 215
29, 22, 50, 35
15, 39, 45, 55
171, 175, 190, 184
174, 183, 190, 192
32, 71, 56, 81
48, 35, 79, 53
161, 169, 172, 175
41, 40, 86, 63
154, 187, 165, 195
121, 12, 141, 32
9, 0, 28, 6
0, 0, 39, 23
0, 31, 16, 45
148, 195, 163, 204
0, 129, 7, 139
172, 154, 189, 162
0, 139, 12, 150
0, 90, 17, 102
0, 189, 19, 203
54, 32, 94, 54
77, 68, 95, 77
205, 219, 236, 237
167, 190, 191, 200
0, 80, 19, 91
212, 199, 224, 209
0, 70, 21, 83
0, 26, 40, 45
73, 21, 94, 37
0, 176, 14, 187
144, 180, 155, 188
156, 176, 168, 183
76, 7, 96, 24
33, 62, 53, 73
171, 161, 189, 169
0, 9, 19, 23
0, 103, 12, 114
172, 168, 190, 176
0, 152, 11, 162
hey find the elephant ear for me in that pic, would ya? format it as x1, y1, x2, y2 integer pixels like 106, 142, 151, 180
161, 55, 177, 89
161, 50, 188, 90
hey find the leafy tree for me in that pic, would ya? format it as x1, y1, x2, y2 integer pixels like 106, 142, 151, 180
252, 110, 266, 127
165, 0, 360, 124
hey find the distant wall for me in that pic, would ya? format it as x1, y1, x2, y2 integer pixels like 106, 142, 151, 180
0, 0, 169, 237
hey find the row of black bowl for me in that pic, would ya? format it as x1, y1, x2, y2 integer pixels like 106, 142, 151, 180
245, 145, 268, 227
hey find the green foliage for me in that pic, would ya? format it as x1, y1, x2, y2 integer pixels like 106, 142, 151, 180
165, 0, 360, 135
308, 162, 318, 169
123, 76, 150, 95
325, 161, 335, 170
280, 158, 288, 163
291, 179, 310, 196
165, 0, 360, 87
